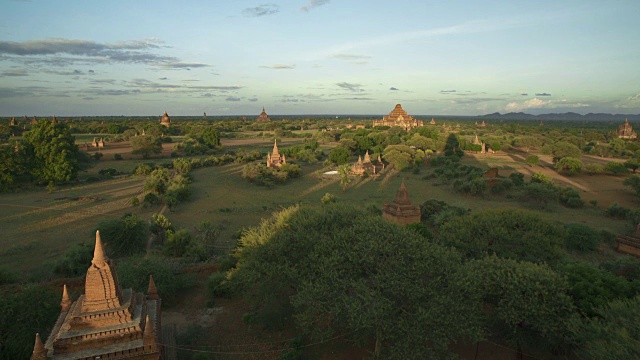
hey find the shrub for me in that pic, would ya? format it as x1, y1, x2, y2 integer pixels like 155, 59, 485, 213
93, 152, 103, 160
54, 242, 93, 277
509, 172, 524, 186
321, 192, 336, 204
525, 155, 540, 166
531, 173, 553, 185
605, 161, 630, 175
114, 153, 123, 160
564, 223, 602, 252
143, 192, 160, 205
208, 272, 232, 298
584, 163, 604, 175
95, 213, 149, 257
164, 229, 193, 257
519, 182, 559, 208
558, 187, 585, 208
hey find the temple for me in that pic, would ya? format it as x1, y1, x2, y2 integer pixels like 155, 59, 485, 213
373, 104, 424, 130
32, 231, 162, 359
617, 119, 637, 139
266, 139, 286, 168
160, 111, 171, 127
382, 178, 421, 225
351, 150, 381, 176
256, 106, 271, 121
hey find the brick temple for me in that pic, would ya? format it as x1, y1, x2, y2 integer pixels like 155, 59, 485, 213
256, 106, 271, 121
32, 231, 162, 359
373, 104, 424, 130
382, 178, 421, 225
160, 111, 171, 127
266, 139, 286, 168
617, 119, 637, 139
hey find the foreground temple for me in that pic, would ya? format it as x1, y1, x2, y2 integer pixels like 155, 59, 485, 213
382, 179, 421, 225
32, 231, 162, 359
373, 104, 424, 130
617, 119, 637, 139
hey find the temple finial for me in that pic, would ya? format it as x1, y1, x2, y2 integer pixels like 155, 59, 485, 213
147, 275, 159, 300
31, 333, 46, 360
61, 284, 72, 311
92, 230, 107, 264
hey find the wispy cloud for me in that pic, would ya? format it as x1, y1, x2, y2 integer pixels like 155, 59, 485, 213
629, 94, 640, 101
535, 92, 551, 96
389, 87, 399, 91
330, 53, 370, 60
0, 39, 208, 68
440, 90, 457, 93
520, 93, 528, 96
242, 4, 279, 17
0, 68, 29, 77
301, 0, 330, 12
226, 96, 242, 101
336, 82, 364, 92
260, 64, 295, 69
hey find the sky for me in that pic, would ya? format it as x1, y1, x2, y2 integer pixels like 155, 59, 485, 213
1, 0, 639, 116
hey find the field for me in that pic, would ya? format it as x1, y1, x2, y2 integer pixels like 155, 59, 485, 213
2, 127, 639, 359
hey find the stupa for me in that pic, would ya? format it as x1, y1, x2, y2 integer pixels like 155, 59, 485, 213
32, 231, 162, 359
266, 139, 286, 168
256, 106, 271, 121
382, 178, 421, 225
160, 111, 171, 127
373, 104, 424, 130
351, 150, 379, 176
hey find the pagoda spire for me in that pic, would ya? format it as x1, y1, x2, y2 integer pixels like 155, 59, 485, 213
61, 284, 72, 311
92, 230, 107, 265
143, 315, 156, 345
147, 275, 159, 300
30, 333, 46, 360
272, 139, 279, 156
393, 178, 411, 205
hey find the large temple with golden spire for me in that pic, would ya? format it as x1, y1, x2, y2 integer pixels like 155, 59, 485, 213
32, 231, 162, 359
373, 104, 424, 130
256, 106, 271, 121
382, 178, 421, 225
266, 139, 286, 168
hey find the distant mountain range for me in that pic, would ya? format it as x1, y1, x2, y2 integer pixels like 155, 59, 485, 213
477, 112, 640, 121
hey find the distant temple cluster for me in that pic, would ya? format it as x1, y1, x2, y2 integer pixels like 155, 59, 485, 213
382, 179, 421, 225
373, 104, 424, 130
256, 107, 271, 121
617, 119, 637, 139
266, 139, 286, 168
32, 231, 162, 359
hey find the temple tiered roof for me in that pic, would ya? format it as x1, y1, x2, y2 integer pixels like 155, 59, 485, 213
266, 139, 286, 168
256, 106, 271, 121
373, 104, 424, 130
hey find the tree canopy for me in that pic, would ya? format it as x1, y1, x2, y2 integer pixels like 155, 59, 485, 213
23, 120, 79, 184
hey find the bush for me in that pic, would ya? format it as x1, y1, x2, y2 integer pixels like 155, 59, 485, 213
144, 192, 160, 206
558, 187, 585, 208
208, 272, 232, 298
93, 152, 103, 160
95, 214, 149, 257
531, 172, 553, 185
164, 229, 192, 257
509, 172, 525, 186
564, 223, 601, 252
525, 155, 540, 166
519, 182, 559, 208
584, 163, 604, 175
117, 256, 193, 306
605, 161, 630, 175
54, 242, 93, 277
114, 153, 123, 160
321, 192, 336, 204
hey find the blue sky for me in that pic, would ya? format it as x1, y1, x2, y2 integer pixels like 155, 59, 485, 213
1, 0, 639, 116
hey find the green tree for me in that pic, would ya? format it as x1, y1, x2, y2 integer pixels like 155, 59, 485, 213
468, 256, 574, 354
438, 210, 565, 264
95, 214, 149, 257
230, 205, 482, 359
624, 158, 640, 173
327, 146, 351, 165
605, 161, 630, 174
525, 155, 540, 167
570, 296, 640, 359
584, 163, 604, 175
624, 175, 640, 197
382, 144, 416, 170
200, 127, 220, 148
555, 157, 583, 175
444, 133, 464, 157
23, 120, 79, 184
551, 142, 582, 163
0, 144, 23, 191
337, 164, 351, 192
131, 134, 162, 159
